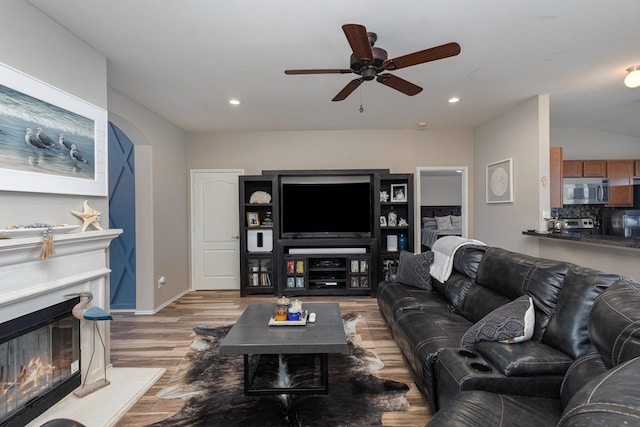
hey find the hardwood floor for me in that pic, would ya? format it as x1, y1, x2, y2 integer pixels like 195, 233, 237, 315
112, 291, 432, 426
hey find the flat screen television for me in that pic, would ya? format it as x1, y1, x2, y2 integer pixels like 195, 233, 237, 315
281, 181, 372, 238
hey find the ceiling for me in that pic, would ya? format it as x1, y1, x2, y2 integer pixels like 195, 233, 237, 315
26, 0, 640, 137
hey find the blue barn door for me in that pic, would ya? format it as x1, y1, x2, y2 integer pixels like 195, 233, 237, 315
108, 122, 136, 309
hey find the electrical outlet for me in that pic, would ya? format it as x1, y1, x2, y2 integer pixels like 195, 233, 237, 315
157, 276, 166, 288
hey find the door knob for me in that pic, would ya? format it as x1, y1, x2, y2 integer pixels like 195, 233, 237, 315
231, 235, 240, 240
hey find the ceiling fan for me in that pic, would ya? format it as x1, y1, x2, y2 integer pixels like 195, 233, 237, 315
284, 24, 461, 101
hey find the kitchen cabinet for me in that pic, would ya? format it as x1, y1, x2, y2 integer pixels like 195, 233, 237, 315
583, 160, 607, 177
607, 160, 634, 207
563, 160, 607, 177
563, 160, 582, 177
550, 147, 563, 208
635, 160, 640, 177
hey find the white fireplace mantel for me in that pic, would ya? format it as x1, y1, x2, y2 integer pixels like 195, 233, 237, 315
0, 228, 122, 387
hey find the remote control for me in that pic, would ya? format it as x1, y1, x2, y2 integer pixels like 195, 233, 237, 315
308, 312, 316, 322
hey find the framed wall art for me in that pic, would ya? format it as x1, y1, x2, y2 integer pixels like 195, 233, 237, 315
390, 184, 407, 202
486, 158, 514, 203
0, 62, 108, 196
247, 212, 260, 228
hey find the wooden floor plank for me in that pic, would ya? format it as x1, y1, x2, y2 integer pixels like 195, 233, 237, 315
112, 291, 432, 426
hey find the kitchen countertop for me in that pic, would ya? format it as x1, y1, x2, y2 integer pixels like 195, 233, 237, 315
522, 230, 640, 249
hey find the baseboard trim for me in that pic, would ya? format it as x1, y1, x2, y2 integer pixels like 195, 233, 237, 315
134, 289, 191, 315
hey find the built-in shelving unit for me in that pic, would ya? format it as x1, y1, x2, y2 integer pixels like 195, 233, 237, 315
238, 170, 413, 297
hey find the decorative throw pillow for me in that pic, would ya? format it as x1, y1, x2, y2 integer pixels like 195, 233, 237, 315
395, 250, 435, 290
451, 215, 463, 229
422, 217, 437, 230
460, 295, 535, 349
435, 216, 453, 230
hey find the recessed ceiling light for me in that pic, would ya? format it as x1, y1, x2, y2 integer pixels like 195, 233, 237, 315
417, 121, 428, 127
448, 97, 460, 103
228, 99, 240, 105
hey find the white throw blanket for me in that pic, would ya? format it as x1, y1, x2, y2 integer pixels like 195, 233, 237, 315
430, 236, 486, 283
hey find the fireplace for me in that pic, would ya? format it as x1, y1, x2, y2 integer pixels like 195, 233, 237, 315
0, 298, 81, 427
0, 229, 121, 426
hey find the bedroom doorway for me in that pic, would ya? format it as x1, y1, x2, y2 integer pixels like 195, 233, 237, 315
415, 167, 469, 251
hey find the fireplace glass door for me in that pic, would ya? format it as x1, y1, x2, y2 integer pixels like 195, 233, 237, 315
1, 304, 80, 425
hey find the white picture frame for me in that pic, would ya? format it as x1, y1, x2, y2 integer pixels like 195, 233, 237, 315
390, 184, 407, 202
486, 158, 514, 203
0, 62, 108, 196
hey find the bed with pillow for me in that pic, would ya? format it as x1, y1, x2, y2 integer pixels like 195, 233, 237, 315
421, 205, 462, 249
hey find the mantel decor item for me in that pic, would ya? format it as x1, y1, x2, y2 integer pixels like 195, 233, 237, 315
486, 158, 514, 203
71, 200, 103, 231
0, 62, 108, 196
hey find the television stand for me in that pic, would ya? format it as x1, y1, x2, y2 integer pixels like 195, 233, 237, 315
279, 239, 377, 296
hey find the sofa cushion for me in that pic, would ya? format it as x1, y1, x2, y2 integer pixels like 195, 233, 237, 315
475, 247, 570, 339
395, 250, 434, 290
460, 296, 534, 348
476, 340, 574, 377
451, 244, 486, 280
559, 356, 640, 426
431, 272, 475, 312
428, 390, 563, 427
589, 279, 640, 368
542, 266, 624, 359
559, 350, 607, 408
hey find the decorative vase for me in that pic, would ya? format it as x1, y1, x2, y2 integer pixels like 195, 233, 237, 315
398, 234, 407, 251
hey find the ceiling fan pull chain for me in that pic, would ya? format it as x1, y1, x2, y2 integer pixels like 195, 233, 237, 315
359, 86, 364, 113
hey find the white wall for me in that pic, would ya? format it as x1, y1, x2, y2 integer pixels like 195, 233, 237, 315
0, 2, 109, 225
552, 128, 640, 160
473, 95, 550, 254
188, 129, 474, 176
420, 175, 462, 205
108, 89, 189, 313
0, 3, 189, 312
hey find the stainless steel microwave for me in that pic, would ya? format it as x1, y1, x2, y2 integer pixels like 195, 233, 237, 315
563, 177, 609, 205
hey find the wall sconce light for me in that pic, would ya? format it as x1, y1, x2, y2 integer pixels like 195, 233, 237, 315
624, 65, 640, 88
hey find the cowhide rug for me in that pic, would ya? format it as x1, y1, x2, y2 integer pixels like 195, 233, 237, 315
150, 312, 410, 427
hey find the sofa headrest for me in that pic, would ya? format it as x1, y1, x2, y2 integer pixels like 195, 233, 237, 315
452, 244, 487, 280
476, 247, 570, 337
589, 279, 640, 368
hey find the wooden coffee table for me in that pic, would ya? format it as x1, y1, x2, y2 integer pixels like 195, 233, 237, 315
219, 302, 347, 395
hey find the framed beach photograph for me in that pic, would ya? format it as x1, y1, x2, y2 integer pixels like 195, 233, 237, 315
390, 184, 407, 202
246, 212, 260, 228
0, 62, 107, 196
486, 158, 514, 203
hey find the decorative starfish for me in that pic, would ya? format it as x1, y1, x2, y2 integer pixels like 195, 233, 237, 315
71, 200, 103, 232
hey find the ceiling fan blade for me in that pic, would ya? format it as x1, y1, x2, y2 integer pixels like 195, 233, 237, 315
332, 78, 362, 101
342, 24, 373, 63
383, 42, 461, 70
377, 74, 423, 96
285, 69, 353, 75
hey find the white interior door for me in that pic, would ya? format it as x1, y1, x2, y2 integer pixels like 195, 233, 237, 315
191, 169, 243, 290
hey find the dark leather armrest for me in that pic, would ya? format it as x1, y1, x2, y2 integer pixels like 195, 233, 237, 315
476, 340, 573, 376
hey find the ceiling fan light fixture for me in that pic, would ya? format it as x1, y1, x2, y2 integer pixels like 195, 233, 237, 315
624, 65, 640, 88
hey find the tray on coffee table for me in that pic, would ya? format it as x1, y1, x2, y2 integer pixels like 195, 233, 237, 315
268, 310, 309, 326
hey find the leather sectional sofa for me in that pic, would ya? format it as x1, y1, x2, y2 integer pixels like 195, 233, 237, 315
377, 245, 640, 425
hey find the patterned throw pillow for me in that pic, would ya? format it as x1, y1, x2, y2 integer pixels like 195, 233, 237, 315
460, 295, 535, 348
451, 215, 463, 229
395, 250, 435, 290
435, 216, 453, 230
